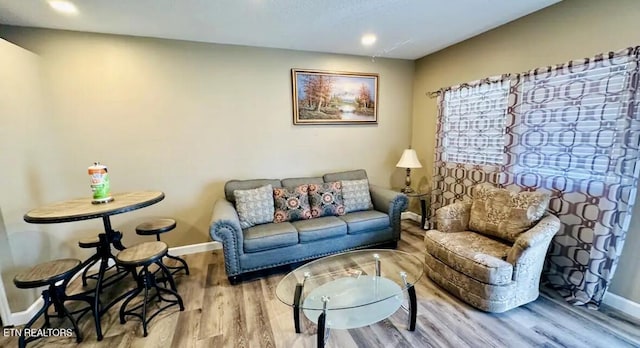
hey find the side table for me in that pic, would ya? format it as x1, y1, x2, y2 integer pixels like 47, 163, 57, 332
402, 190, 428, 230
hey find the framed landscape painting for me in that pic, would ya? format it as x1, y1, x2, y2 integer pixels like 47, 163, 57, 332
292, 69, 378, 125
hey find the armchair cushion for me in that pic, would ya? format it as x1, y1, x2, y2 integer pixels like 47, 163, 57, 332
469, 183, 550, 242
436, 202, 472, 233
425, 230, 513, 285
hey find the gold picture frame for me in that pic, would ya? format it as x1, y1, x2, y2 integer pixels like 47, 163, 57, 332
291, 69, 378, 125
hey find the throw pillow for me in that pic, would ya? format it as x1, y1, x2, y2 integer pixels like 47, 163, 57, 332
308, 181, 345, 218
341, 179, 373, 213
469, 183, 550, 242
233, 184, 275, 229
273, 185, 312, 223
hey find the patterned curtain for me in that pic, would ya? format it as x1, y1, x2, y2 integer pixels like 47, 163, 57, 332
500, 47, 640, 307
429, 76, 511, 226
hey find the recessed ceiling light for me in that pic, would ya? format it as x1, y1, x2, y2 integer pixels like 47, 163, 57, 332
48, 1, 78, 15
361, 34, 377, 46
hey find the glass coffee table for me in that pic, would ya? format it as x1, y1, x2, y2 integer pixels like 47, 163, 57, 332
276, 249, 424, 347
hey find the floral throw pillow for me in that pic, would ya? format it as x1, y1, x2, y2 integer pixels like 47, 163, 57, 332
233, 184, 275, 229
308, 182, 345, 218
341, 179, 373, 213
273, 185, 312, 223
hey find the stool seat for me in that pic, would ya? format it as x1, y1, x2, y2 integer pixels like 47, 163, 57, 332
116, 241, 167, 266
116, 241, 184, 337
14, 258, 81, 289
13, 258, 85, 347
78, 236, 101, 248
135, 218, 176, 235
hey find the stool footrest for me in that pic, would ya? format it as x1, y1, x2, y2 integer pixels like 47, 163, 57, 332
118, 261, 184, 337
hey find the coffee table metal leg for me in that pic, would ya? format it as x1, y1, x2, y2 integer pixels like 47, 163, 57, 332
400, 271, 417, 331
293, 283, 303, 333
317, 312, 326, 348
293, 272, 310, 334
408, 285, 417, 331
317, 296, 330, 348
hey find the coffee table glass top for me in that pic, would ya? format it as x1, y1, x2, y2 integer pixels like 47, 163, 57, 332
276, 249, 424, 312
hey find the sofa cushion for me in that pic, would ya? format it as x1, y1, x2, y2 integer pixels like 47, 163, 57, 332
281, 177, 323, 188
274, 185, 312, 223
323, 169, 368, 183
469, 183, 550, 242
292, 216, 347, 243
341, 179, 373, 213
225, 179, 281, 204
308, 182, 345, 218
243, 222, 298, 253
339, 210, 389, 235
424, 230, 513, 286
233, 184, 275, 229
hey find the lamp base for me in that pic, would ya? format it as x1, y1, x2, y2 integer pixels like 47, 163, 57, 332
401, 168, 414, 194
401, 186, 414, 194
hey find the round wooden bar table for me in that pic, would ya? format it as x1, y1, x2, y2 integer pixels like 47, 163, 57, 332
23, 191, 165, 341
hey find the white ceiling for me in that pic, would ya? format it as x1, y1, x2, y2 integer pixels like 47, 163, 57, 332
0, 0, 560, 60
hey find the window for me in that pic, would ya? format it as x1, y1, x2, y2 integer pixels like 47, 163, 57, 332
441, 79, 509, 166
511, 54, 639, 183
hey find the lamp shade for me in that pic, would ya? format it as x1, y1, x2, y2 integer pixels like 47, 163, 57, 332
396, 149, 422, 168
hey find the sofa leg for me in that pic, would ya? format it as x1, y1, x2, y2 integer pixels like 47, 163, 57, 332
228, 276, 239, 285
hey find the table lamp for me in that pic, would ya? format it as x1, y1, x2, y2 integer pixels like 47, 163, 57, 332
396, 148, 422, 193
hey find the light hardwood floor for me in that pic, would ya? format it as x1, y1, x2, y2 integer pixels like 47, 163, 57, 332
2, 221, 639, 348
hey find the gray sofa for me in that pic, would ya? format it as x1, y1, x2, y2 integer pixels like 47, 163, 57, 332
209, 169, 408, 283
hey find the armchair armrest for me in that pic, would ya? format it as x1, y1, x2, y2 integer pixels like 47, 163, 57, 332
507, 214, 561, 281
369, 185, 408, 240
434, 202, 472, 233
510, 214, 561, 251
209, 199, 244, 276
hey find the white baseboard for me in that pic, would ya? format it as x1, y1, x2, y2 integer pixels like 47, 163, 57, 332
401, 211, 421, 224
168, 241, 221, 256
603, 292, 640, 319
402, 212, 427, 229
5, 241, 221, 326
9, 297, 44, 327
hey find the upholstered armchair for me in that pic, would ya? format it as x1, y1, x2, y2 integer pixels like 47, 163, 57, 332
424, 183, 561, 313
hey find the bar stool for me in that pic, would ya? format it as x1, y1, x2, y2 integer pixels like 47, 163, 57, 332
13, 259, 83, 348
77, 236, 101, 286
77, 235, 126, 287
135, 219, 189, 276
116, 241, 184, 337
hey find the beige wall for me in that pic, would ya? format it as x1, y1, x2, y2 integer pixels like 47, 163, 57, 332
0, 27, 414, 312
0, 38, 68, 312
411, 0, 640, 303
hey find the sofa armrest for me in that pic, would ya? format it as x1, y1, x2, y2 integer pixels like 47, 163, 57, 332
209, 199, 244, 277
369, 185, 408, 240
507, 214, 561, 281
434, 202, 472, 233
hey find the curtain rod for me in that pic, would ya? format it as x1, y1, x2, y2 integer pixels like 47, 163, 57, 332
426, 90, 441, 99
422, 46, 639, 100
